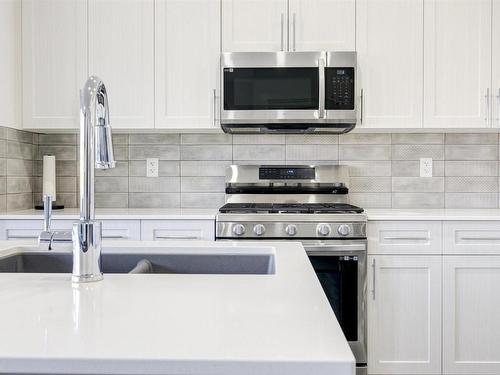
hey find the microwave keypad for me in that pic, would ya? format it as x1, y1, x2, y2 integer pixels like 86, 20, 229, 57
325, 67, 355, 110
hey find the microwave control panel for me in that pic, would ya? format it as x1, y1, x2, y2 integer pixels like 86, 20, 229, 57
325, 67, 355, 110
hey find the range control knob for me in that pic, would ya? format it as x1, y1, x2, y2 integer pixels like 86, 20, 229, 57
317, 224, 331, 236
232, 224, 246, 236
253, 224, 266, 236
337, 224, 351, 236
285, 224, 298, 236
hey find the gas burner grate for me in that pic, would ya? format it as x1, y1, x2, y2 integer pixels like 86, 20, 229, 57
218, 203, 364, 214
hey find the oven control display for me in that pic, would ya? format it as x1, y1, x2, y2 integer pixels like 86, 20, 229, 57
259, 167, 315, 180
325, 67, 355, 110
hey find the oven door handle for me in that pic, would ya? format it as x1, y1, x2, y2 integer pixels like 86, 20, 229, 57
303, 242, 367, 254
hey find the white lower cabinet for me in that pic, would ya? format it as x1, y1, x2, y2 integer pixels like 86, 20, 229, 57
443, 256, 500, 374
367, 255, 442, 375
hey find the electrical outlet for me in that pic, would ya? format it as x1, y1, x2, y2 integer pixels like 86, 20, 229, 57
146, 158, 159, 178
420, 158, 433, 177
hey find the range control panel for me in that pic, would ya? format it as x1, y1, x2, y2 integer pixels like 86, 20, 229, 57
325, 67, 355, 110
259, 167, 316, 180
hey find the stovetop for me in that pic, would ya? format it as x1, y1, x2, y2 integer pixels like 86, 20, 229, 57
218, 202, 364, 214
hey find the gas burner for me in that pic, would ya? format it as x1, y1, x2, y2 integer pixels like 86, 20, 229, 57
219, 202, 364, 214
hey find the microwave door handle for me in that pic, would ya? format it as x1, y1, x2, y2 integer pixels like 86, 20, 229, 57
318, 58, 325, 119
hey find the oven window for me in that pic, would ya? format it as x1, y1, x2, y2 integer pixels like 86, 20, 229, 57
223, 68, 319, 110
309, 255, 358, 341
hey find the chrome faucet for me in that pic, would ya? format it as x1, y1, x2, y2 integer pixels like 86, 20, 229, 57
39, 76, 116, 283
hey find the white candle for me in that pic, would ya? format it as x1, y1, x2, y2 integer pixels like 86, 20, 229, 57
42, 155, 56, 201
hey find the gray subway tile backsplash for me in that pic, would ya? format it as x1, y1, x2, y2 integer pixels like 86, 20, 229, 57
129, 177, 180, 193
445, 145, 498, 160
181, 145, 232, 160
286, 144, 338, 161
391, 133, 444, 145
233, 145, 285, 161
445, 177, 498, 193
392, 177, 444, 193
445, 161, 498, 177
445, 133, 497, 145
181, 177, 225, 193
129, 145, 179, 160
234, 134, 285, 144
2, 127, 500, 210
340, 133, 390, 144
445, 193, 498, 209
392, 144, 444, 160
392, 193, 445, 209
130, 133, 179, 144
129, 193, 180, 208
339, 144, 391, 161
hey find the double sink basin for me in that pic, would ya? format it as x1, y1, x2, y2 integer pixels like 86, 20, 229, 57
0, 245, 276, 275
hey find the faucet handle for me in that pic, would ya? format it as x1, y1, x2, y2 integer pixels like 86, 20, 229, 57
43, 195, 53, 232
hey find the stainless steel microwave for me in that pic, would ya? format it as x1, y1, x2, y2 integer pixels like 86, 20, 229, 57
220, 51, 357, 134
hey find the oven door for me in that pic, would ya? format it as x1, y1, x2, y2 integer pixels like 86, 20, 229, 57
303, 240, 367, 372
221, 52, 324, 125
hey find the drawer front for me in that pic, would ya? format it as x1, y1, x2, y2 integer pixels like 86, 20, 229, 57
100, 220, 141, 240
368, 221, 442, 255
444, 221, 500, 254
0, 219, 141, 240
141, 220, 215, 241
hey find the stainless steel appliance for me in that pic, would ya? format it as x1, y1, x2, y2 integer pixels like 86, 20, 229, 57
216, 165, 367, 375
221, 51, 357, 134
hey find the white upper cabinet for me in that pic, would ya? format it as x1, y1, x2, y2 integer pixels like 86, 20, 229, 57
357, 0, 423, 128
88, 0, 154, 129
222, 0, 355, 52
222, 0, 288, 52
22, 0, 87, 130
493, 0, 500, 129
0, 0, 21, 129
443, 256, 500, 374
155, 0, 220, 129
368, 255, 442, 374
288, 0, 355, 51
424, 0, 492, 128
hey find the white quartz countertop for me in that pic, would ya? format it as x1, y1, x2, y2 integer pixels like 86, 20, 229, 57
0, 208, 218, 220
0, 240, 354, 375
364, 209, 500, 221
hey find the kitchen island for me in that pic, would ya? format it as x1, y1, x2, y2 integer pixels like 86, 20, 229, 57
0, 240, 354, 375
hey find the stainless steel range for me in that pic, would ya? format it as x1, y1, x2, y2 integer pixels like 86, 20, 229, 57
216, 164, 367, 375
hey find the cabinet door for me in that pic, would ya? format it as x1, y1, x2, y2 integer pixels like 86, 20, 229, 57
493, 0, 500, 128
22, 0, 87, 130
288, 0, 355, 51
424, 0, 492, 128
367, 255, 442, 374
0, 0, 21, 129
443, 256, 500, 374
88, 0, 154, 129
155, 0, 220, 129
222, 0, 288, 52
357, 0, 423, 128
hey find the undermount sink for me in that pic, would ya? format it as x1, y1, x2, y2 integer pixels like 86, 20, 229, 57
0, 248, 276, 275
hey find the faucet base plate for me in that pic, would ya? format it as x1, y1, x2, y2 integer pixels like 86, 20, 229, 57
72, 273, 103, 283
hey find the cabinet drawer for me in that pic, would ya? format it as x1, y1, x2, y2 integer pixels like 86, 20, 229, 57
0, 219, 141, 240
368, 221, 442, 254
444, 221, 500, 254
141, 220, 214, 241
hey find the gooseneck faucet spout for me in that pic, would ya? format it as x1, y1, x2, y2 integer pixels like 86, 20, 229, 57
73, 76, 116, 283
39, 76, 116, 283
